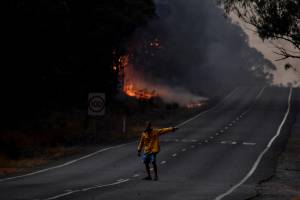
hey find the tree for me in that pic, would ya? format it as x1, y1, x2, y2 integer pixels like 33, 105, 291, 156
3, 0, 155, 127
219, 0, 300, 60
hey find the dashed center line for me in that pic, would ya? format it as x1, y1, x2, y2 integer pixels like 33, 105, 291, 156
172, 153, 177, 157
182, 148, 187, 152
243, 142, 256, 146
161, 161, 167, 165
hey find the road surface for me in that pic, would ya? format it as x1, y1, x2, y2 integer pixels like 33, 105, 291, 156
0, 86, 294, 200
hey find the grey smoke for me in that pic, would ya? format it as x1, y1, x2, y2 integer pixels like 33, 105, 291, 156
126, 0, 275, 98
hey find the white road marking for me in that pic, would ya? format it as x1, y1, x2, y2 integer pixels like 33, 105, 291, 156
215, 87, 292, 200
220, 130, 224, 133
0, 142, 134, 183
182, 148, 187, 152
221, 141, 227, 144
43, 179, 130, 200
172, 153, 177, 157
161, 161, 167, 165
210, 136, 214, 139
133, 174, 140, 177
231, 141, 237, 145
243, 142, 256, 146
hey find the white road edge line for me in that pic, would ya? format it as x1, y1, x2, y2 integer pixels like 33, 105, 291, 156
42, 179, 130, 200
0, 142, 134, 183
0, 88, 239, 183
214, 88, 292, 200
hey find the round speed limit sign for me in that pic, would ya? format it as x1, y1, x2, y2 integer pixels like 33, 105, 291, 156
88, 93, 105, 116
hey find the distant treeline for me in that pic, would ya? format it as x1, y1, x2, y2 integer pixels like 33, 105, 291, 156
3, 1, 155, 127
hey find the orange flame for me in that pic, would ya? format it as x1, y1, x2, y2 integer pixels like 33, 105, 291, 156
186, 101, 204, 109
119, 55, 157, 100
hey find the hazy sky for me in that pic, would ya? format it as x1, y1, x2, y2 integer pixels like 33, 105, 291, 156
231, 14, 300, 87
130, 0, 273, 93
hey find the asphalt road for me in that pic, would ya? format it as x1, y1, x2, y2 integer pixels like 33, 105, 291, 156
0, 86, 294, 200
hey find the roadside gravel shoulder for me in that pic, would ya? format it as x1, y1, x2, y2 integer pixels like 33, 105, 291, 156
253, 92, 300, 200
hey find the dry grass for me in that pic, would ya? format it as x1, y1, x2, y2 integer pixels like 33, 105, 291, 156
291, 197, 300, 200
0, 146, 79, 175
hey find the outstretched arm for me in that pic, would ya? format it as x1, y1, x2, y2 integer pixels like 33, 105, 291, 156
158, 127, 178, 135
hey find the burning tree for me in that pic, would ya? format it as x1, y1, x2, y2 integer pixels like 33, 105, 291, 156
115, 54, 157, 100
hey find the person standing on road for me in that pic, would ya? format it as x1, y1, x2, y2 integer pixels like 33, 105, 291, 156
138, 121, 178, 181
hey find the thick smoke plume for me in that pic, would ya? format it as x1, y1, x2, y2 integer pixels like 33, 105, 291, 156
123, 0, 274, 102
123, 55, 207, 106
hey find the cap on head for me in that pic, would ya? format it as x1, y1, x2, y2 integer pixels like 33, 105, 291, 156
146, 121, 152, 128
145, 121, 152, 132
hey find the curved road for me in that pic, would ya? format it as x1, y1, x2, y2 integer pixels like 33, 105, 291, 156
0, 86, 293, 200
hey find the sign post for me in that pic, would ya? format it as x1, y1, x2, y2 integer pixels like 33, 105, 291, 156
86, 93, 106, 141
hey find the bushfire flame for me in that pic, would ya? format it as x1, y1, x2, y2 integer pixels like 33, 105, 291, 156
116, 40, 208, 108
119, 55, 157, 100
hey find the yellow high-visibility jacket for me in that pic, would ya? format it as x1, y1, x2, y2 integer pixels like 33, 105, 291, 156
138, 128, 174, 153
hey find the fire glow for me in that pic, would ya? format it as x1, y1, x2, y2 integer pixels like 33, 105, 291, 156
187, 101, 204, 109
116, 39, 208, 108
119, 55, 157, 100
117, 54, 207, 108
